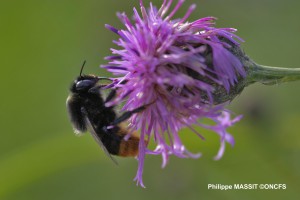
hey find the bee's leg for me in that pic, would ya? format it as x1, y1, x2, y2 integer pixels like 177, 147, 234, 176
111, 105, 147, 125
105, 89, 117, 103
97, 77, 114, 81
88, 78, 116, 94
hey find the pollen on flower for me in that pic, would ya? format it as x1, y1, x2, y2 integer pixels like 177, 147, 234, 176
102, 0, 245, 187
136, 92, 144, 98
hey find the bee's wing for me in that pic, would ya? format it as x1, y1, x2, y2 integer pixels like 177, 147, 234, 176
84, 114, 119, 165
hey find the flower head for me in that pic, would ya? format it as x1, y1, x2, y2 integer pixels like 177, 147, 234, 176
102, 0, 245, 187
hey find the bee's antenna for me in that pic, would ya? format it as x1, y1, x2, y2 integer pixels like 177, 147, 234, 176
79, 60, 86, 77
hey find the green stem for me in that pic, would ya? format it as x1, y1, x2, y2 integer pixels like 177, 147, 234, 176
247, 64, 300, 85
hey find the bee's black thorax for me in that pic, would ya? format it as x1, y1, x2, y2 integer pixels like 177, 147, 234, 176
67, 75, 124, 155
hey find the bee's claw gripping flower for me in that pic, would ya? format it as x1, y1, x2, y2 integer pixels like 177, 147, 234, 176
102, 0, 246, 187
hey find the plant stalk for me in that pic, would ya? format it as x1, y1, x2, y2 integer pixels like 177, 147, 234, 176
247, 64, 300, 85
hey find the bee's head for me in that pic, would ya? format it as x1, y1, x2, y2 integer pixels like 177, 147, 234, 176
72, 75, 99, 93
70, 61, 99, 93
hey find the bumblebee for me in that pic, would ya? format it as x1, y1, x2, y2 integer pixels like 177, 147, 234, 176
66, 61, 146, 163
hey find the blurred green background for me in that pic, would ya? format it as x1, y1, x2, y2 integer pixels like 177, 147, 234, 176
1, 0, 299, 199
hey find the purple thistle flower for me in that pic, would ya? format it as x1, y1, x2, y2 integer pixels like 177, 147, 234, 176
102, 0, 245, 187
